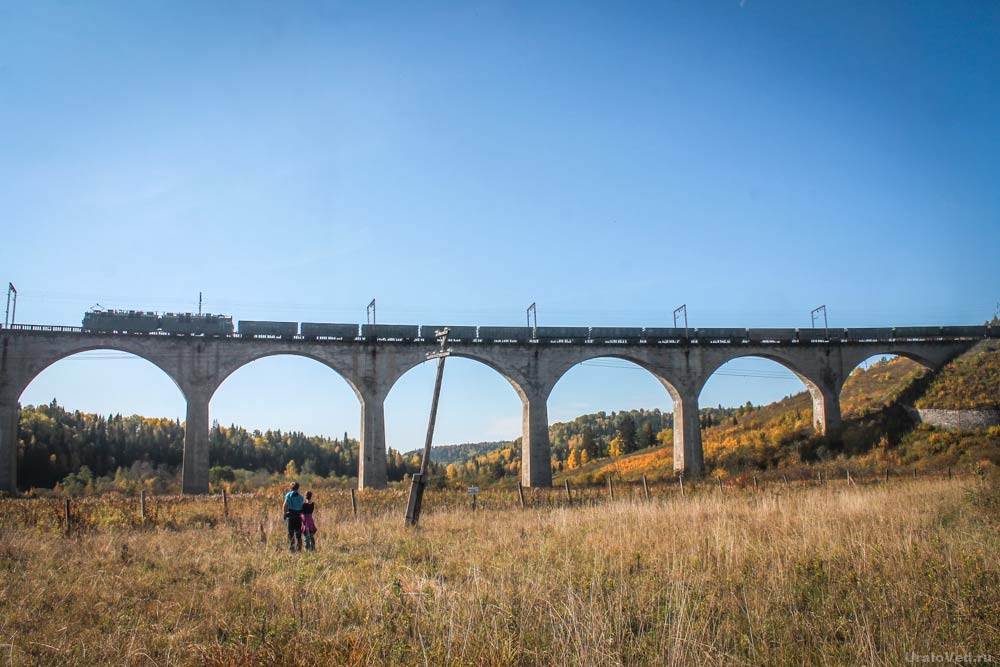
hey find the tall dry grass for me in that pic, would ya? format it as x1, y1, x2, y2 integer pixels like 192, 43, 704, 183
0, 477, 996, 666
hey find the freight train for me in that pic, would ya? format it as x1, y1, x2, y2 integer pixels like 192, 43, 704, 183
79, 308, 996, 342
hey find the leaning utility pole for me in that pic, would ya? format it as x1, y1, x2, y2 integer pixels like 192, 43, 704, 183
404, 328, 451, 527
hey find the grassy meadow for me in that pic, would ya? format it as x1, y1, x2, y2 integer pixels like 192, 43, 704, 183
0, 474, 997, 666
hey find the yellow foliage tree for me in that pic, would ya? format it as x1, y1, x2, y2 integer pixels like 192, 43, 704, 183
566, 449, 581, 470
609, 436, 625, 458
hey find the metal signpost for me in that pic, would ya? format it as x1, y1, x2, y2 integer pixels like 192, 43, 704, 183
4, 283, 16, 329
404, 328, 451, 527
811, 305, 829, 340
673, 304, 687, 338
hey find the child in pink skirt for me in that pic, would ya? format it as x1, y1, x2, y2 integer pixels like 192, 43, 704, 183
301, 491, 317, 551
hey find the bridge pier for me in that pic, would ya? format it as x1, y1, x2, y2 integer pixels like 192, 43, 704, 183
181, 390, 211, 494
521, 391, 553, 487
809, 385, 842, 434
672, 389, 704, 477
0, 399, 17, 495
359, 391, 388, 489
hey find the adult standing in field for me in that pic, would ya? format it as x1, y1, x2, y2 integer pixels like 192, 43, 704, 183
282, 482, 305, 553
301, 491, 317, 551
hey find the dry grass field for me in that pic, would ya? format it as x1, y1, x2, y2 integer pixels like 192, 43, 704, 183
0, 476, 997, 666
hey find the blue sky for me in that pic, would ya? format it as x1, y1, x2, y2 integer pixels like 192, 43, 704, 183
4, 2, 998, 451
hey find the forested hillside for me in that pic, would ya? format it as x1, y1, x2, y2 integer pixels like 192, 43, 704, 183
16, 401, 429, 493
915, 341, 1000, 409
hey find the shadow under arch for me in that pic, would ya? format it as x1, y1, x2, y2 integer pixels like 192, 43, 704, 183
838, 353, 933, 418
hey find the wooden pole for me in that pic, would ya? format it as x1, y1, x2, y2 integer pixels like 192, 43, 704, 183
846, 470, 853, 486
64, 498, 71, 534
517, 481, 526, 509
140, 490, 147, 521
885, 468, 889, 483
717, 476, 723, 492
222, 487, 229, 516
350, 488, 358, 518
564, 479, 572, 505
471, 493, 477, 512
642, 475, 650, 500
404, 329, 450, 528
752, 476, 759, 493
678, 474, 685, 498
607, 475, 614, 501
948, 466, 952, 480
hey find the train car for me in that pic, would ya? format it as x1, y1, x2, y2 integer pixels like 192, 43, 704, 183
696, 328, 748, 342
360, 324, 419, 340
589, 327, 644, 342
747, 328, 795, 343
843, 327, 893, 342
477, 326, 531, 342
893, 326, 944, 339
160, 313, 233, 336
82, 309, 159, 333
536, 326, 590, 342
419, 325, 477, 341
796, 327, 840, 342
643, 327, 690, 340
939, 325, 986, 339
238, 320, 298, 337
300, 323, 359, 339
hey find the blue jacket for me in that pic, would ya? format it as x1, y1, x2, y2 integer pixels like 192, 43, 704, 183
284, 490, 304, 512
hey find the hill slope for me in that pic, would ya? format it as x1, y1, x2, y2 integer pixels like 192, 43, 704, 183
556, 351, 1000, 483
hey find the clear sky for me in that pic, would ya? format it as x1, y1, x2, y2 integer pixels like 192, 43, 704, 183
4, 2, 998, 452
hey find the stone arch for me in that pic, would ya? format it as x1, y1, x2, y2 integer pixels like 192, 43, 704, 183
544, 354, 681, 475
385, 350, 531, 404
698, 352, 834, 434
382, 352, 528, 482
10, 346, 188, 494
383, 350, 554, 487
13, 343, 186, 401
544, 351, 701, 476
207, 349, 365, 403
206, 350, 372, 488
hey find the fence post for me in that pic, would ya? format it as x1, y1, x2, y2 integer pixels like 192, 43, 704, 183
564, 479, 572, 505
753, 475, 759, 493
642, 475, 650, 500
717, 476, 723, 493
846, 470, 852, 486
517, 482, 526, 509
64, 498, 71, 534
222, 488, 229, 516
607, 475, 614, 501
948, 466, 952, 480
350, 488, 358, 519
885, 468, 890, 484
140, 490, 147, 522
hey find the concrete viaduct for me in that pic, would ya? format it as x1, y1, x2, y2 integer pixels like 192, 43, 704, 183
0, 324, 987, 495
